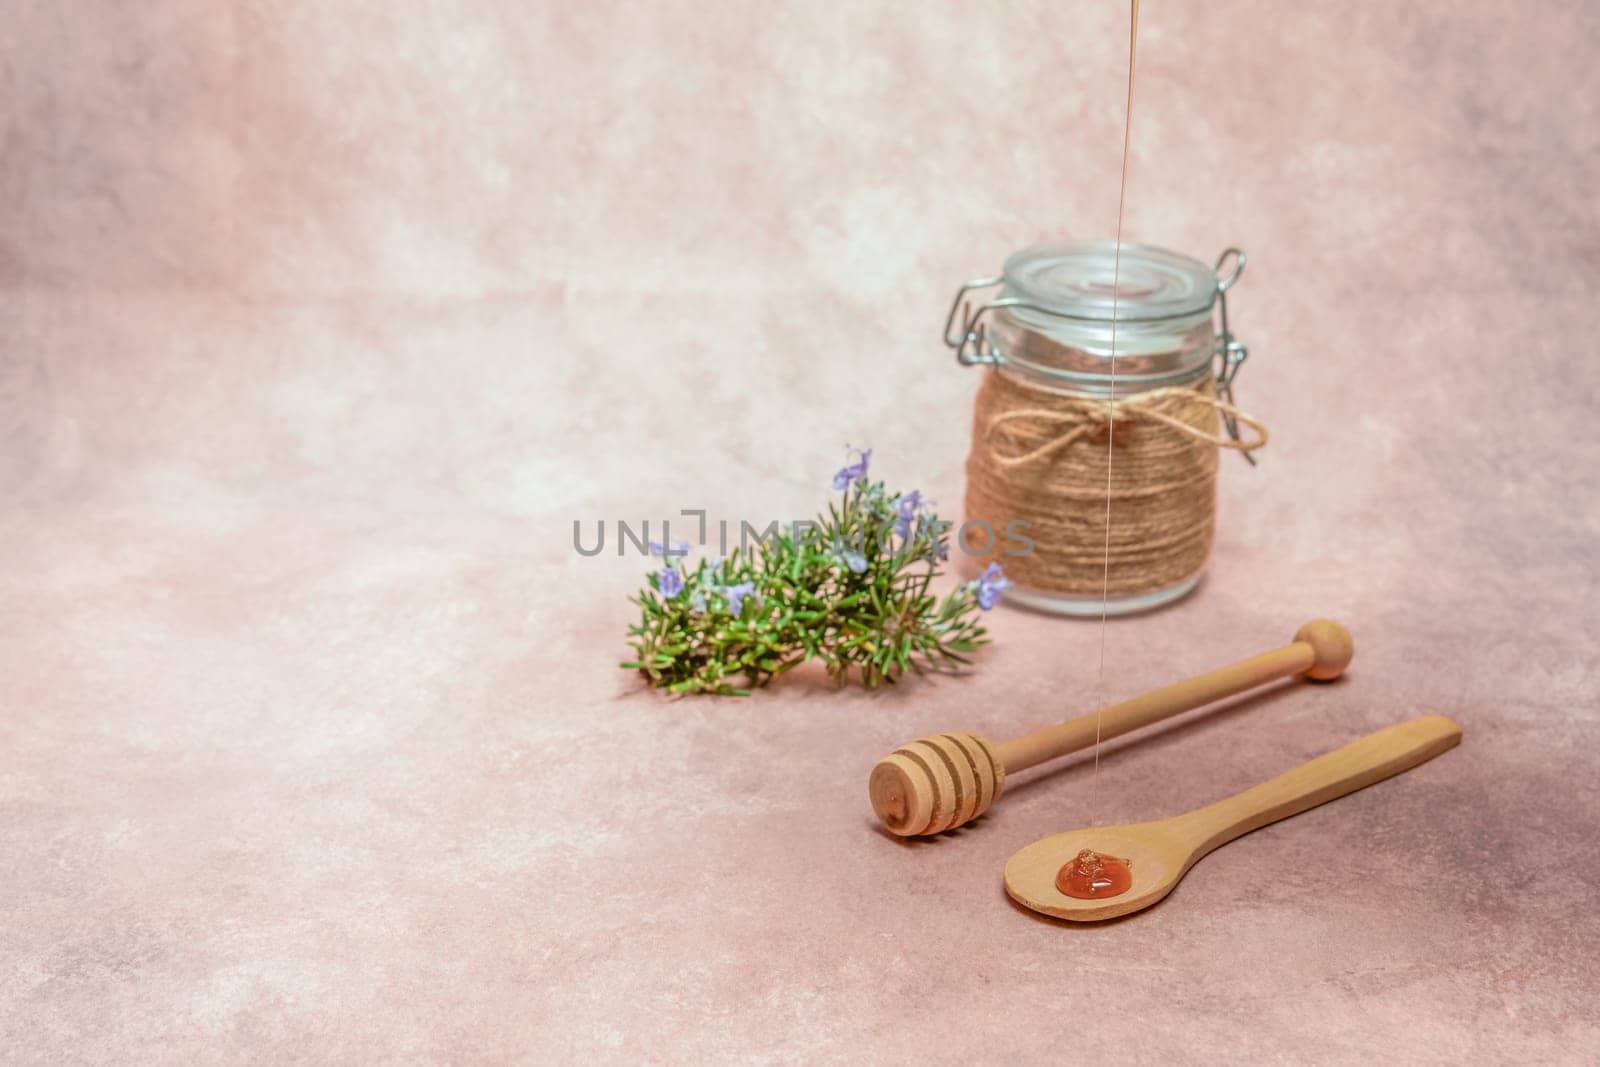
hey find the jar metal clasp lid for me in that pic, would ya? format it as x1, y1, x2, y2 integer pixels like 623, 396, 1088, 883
1211, 247, 1253, 465
941, 245, 1255, 463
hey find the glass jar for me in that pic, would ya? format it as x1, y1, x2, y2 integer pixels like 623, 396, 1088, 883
943, 240, 1252, 616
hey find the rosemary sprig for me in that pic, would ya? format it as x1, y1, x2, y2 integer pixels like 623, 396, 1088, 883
621, 449, 1011, 696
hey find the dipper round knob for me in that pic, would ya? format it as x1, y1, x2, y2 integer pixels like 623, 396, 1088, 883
869, 732, 1005, 836
1294, 618, 1354, 681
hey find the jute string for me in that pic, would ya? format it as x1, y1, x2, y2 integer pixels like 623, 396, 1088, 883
964, 369, 1268, 599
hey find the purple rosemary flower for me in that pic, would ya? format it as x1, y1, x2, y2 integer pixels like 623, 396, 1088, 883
831, 446, 872, 491
649, 538, 690, 559
973, 562, 1012, 611
893, 490, 924, 538
722, 581, 759, 618
657, 566, 684, 598
832, 538, 869, 574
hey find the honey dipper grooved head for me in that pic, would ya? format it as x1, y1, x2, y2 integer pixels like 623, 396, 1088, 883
1295, 618, 1354, 681
870, 732, 1004, 836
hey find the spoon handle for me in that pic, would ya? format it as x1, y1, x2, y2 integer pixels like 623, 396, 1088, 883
1175, 715, 1462, 852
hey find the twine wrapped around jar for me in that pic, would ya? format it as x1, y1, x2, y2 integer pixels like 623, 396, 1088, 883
964, 370, 1267, 600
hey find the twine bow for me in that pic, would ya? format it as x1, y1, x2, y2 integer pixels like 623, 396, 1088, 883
984, 385, 1269, 468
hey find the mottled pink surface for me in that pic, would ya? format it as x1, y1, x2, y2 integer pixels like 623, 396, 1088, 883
3, 1, 1598, 1061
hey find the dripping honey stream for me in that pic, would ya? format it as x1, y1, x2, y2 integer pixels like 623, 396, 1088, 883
1090, 0, 1141, 823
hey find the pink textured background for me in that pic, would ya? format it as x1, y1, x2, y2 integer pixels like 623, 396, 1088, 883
4, 1, 1598, 1061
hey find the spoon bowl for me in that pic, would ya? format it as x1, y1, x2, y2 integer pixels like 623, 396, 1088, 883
1004, 820, 1194, 921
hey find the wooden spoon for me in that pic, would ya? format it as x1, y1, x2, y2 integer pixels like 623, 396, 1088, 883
1004, 714, 1462, 922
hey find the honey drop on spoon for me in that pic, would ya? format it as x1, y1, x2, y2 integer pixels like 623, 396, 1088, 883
1055, 848, 1133, 899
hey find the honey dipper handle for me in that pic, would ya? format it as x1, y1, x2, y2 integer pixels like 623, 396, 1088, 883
1176, 714, 1463, 851
994, 620, 1352, 774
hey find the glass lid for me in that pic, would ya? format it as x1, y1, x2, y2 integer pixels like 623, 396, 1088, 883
1001, 240, 1218, 323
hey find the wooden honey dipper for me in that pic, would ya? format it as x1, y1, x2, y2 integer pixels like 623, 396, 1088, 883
869, 619, 1353, 836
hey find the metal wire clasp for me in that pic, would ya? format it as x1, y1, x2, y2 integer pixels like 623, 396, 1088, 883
1211, 247, 1253, 464
943, 275, 1114, 365
941, 275, 1007, 365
